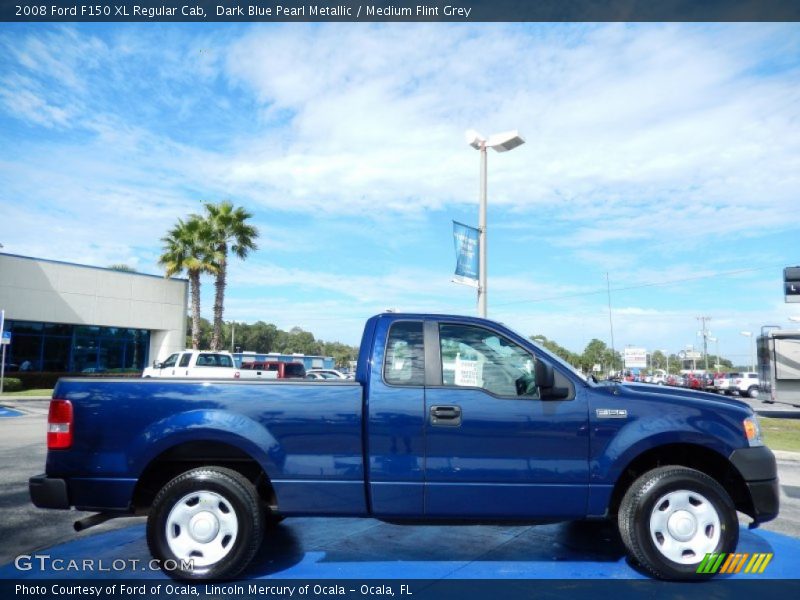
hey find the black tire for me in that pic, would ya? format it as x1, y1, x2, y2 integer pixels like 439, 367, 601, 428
618, 466, 738, 580
747, 386, 759, 399
147, 467, 264, 580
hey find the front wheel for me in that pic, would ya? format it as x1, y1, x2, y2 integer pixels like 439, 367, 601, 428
618, 466, 738, 580
747, 386, 759, 399
147, 467, 264, 580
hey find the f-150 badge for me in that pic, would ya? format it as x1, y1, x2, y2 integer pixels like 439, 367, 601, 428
596, 408, 628, 418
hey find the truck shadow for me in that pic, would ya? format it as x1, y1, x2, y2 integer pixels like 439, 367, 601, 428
242, 519, 629, 577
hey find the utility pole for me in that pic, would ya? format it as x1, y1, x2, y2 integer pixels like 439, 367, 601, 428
697, 316, 711, 372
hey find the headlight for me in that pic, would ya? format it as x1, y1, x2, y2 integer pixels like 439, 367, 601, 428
743, 416, 763, 447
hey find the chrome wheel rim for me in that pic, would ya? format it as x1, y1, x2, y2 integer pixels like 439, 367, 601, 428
649, 489, 721, 564
165, 491, 239, 567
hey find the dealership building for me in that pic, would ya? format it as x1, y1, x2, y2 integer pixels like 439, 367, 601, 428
0, 253, 187, 373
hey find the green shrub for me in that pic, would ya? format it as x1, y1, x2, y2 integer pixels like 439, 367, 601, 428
14, 371, 143, 390
1, 377, 22, 392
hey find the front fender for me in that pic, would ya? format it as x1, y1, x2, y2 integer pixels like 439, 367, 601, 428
128, 409, 284, 479
596, 430, 735, 485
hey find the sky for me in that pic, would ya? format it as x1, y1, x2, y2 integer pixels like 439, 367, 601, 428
0, 22, 798, 364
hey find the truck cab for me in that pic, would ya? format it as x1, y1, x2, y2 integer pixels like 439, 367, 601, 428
142, 350, 239, 379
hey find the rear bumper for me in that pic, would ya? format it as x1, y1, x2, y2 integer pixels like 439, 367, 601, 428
729, 446, 780, 523
29, 474, 135, 511
29, 474, 69, 509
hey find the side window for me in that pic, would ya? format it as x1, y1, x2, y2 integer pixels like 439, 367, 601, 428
162, 353, 179, 368
178, 353, 192, 368
439, 323, 538, 398
286, 363, 305, 377
384, 321, 425, 386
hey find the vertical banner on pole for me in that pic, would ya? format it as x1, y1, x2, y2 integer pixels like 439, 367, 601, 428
452, 221, 480, 288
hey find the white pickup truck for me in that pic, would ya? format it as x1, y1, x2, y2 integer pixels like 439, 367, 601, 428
716, 372, 761, 398
142, 350, 242, 379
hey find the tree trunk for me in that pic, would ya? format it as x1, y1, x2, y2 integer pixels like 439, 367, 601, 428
211, 251, 227, 351
189, 270, 202, 350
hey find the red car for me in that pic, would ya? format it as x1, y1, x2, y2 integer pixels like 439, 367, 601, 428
684, 373, 704, 390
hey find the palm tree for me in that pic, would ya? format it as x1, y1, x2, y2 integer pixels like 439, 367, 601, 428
204, 201, 259, 351
158, 215, 219, 350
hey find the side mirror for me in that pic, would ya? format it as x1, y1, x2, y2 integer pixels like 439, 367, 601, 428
535, 360, 555, 389
153, 361, 163, 369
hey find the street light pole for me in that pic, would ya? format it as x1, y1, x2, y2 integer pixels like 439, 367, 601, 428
466, 129, 525, 319
478, 143, 488, 318
741, 331, 754, 372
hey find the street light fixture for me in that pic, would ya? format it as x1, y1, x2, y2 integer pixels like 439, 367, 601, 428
465, 129, 525, 318
740, 331, 755, 373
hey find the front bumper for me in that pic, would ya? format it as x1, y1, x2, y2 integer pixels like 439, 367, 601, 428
29, 474, 70, 509
729, 446, 780, 523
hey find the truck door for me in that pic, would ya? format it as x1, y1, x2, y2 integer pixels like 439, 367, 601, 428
423, 321, 589, 518
157, 353, 179, 377
366, 319, 426, 517
177, 352, 192, 376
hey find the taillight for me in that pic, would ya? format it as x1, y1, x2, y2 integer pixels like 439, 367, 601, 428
48, 400, 73, 449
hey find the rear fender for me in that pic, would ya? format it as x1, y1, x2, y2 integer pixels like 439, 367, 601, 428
128, 409, 283, 479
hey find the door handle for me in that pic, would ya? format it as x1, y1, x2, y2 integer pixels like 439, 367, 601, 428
430, 405, 462, 427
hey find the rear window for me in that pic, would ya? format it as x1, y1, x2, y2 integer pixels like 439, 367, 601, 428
384, 321, 425, 386
196, 354, 234, 368
285, 363, 306, 377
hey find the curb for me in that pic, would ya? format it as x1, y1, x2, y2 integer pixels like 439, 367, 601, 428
774, 450, 800, 462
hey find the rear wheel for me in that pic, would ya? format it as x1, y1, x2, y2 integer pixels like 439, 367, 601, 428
747, 386, 759, 399
147, 467, 263, 580
618, 466, 738, 580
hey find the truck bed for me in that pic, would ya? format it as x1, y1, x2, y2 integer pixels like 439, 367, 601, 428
48, 378, 365, 514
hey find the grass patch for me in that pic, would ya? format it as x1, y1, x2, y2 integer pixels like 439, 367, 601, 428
761, 417, 800, 453
0, 388, 53, 397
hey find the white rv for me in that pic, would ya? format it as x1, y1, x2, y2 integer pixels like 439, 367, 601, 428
758, 329, 800, 407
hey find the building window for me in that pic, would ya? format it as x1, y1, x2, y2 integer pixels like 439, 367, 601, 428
5, 320, 150, 373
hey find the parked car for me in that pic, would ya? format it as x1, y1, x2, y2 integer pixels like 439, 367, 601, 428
684, 373, 704, 390
306, 368, 350, 380
715, 372, 741, 395
30, 312, 778, 581
305, 371, 340, 380
731, 373, 761, 399
142, 350, 239, 379
666, 374, 684, 387
240, 360, 306, 379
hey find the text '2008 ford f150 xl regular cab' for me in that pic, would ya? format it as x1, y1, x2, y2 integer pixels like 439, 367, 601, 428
29, 313, 779, 580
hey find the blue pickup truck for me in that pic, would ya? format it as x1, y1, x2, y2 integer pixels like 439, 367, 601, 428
30, 313, 778, 580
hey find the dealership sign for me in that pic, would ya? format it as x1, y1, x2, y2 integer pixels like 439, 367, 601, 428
624, 347, 647, 369
785, 267, 800, 303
